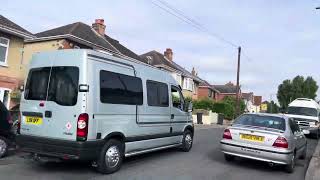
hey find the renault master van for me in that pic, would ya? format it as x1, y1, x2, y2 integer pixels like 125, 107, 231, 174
16, 49, 194, 174
286, 98, 320, 138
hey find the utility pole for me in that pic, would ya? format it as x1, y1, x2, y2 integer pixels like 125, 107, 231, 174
270, 94, 273, 113
236, 46, 241, 117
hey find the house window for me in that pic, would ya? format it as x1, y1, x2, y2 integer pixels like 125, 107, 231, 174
0, 37, 10, 66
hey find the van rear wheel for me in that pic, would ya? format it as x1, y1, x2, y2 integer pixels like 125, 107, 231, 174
97, 139, 124, 174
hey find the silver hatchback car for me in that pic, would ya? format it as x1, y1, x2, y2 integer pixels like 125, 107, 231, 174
220, 113, 308, 173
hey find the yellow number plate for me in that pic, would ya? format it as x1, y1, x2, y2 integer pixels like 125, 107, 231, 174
25, 116, 42, 125
240, 134, 264, 142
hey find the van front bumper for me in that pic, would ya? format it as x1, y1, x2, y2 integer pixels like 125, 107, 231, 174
16, 135, 104, 161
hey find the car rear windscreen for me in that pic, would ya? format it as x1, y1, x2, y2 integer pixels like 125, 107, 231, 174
24, 66, 79, 106
234, 114, 286, 131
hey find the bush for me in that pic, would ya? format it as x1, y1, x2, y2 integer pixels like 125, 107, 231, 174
193, 98, 214, 110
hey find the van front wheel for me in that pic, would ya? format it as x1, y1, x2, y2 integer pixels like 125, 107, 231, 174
97, 139, 124, 174
180, 130, 193, 152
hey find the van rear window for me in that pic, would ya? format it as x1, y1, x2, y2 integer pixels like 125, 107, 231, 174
100, 70, 143, 105
25, 66, 79, 106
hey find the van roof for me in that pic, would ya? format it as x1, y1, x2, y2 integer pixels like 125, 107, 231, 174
288, 98, 320, 109
31, 49, 179, 86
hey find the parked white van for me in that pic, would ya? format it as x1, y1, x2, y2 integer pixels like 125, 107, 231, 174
286, 98, 320, 138
16, 49, 194, 174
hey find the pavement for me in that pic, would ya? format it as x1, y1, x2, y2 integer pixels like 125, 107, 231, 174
0, 125, 317, 180
306, 137, 320, 180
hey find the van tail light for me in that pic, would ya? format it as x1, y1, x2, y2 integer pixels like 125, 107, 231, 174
77, 113, 89, 141
223, 129, 232, 140
273, 136, 288, 148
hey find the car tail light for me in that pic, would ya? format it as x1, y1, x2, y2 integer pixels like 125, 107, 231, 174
273, 136, 288, 148
77, 113, 89, 141
223, 129, 232, 140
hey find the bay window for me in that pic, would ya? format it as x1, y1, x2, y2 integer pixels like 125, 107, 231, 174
0, 37, 9, 66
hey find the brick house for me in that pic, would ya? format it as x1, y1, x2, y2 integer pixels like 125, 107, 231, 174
198, 80, 218, 100
140, 49, 202, 100
23, 19, 143, 67
213, 82, 241, 101
0, 15, 34, 108
242, 92, 263, 113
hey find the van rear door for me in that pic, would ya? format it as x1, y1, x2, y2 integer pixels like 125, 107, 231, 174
22, 55, 81, 140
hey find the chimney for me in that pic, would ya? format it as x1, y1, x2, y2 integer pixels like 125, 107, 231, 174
191, 67, 196, 75
92, 19, 106, 36
164, 48, 173, 61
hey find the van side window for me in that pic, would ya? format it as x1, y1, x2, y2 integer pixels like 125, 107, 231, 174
171, 86, 184, 110
146, 80, 169, 107
100, 70, 143, 105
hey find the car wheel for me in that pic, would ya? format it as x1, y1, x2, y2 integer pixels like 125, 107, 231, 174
300, 144, 307, 160
0, 136, 8, 158
285, 153, 295, 173
224, 154, 234, 162
97, 139, 124, 174
180, 130, 193, 152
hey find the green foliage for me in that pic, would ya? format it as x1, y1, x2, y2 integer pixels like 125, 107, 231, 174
193, 98, 214, 110
192, 96, 246, 120
277, 76, 318, 109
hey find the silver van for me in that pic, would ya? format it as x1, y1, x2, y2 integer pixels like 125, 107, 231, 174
17, 49, 194, 174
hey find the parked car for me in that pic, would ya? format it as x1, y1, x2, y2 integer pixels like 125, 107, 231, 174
220, 113, 308, 173
0, 101, 15, 158
17, 49, 194, 174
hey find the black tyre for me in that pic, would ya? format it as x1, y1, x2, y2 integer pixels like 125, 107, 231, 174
180, 130, 193, 152
300, 144, 307, 160
224, 154, 234, 162
285, 153, 295, 173
0, 136, 8, 158
97, 139, 124, 174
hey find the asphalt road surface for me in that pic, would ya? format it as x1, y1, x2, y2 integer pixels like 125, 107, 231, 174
0, 126, 317, 180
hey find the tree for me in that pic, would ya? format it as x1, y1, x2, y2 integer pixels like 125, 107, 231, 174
266, 101, 279, 113
277, 76, 318, 109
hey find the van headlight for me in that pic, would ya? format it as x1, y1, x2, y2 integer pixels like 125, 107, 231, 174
310, 121, 320, 128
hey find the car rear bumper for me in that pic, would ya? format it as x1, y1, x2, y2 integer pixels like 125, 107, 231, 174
220, 141, 293, 165
16, 135, 104, 161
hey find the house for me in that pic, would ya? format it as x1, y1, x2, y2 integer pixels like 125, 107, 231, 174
253, 95, 262, 113
140, 49, 202, 99
198, 80, 218, 100
213, 82, 241, 101
242, 92, 262, 113
23, 19, 143, 67
0, 15, 34, 108
242, 92, 254, 112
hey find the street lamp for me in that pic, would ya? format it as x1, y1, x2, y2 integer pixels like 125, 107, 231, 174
316, 7, 320, 9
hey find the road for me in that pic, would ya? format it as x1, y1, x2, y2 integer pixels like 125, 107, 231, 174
0, 126, 317, 180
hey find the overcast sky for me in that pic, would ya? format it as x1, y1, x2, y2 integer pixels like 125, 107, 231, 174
1, 0, 320, 101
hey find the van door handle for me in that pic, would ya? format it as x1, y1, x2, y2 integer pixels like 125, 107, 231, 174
171, 114, 174, 119
45, 111, 52, 118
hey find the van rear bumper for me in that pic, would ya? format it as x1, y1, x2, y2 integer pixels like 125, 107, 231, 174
16, 135, 104, 161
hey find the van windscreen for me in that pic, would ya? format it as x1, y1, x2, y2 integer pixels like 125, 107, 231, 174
25, 66, 79, 106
